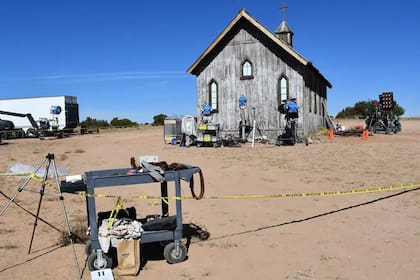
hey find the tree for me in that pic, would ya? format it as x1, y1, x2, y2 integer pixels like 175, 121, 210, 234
152, 114, 167, 126
392, 100, 405, 116
110, 117, 138, 127
336, 99, 405, 118
80, 117, 110, 128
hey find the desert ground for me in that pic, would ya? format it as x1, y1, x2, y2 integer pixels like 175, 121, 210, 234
0, 119, 419, 280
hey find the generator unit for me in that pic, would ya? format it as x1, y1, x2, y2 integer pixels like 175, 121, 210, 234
196, 122, 221, 147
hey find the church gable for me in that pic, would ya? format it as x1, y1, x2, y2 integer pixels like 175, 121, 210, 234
188, 9, 330, 88
190, 11, 301, 72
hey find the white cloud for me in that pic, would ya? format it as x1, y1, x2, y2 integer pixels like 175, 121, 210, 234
3, 71, 189, 83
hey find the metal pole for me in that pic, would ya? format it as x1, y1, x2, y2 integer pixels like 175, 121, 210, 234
252, 108, 256, 147
161, 181, 169, 217
242, 115, 245, 142
252, 119, 256, 147
240, 107, 245, 142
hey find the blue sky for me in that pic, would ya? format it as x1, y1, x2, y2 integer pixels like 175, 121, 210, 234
0, 0, 419, 123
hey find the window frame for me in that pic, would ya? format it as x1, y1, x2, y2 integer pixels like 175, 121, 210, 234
278, 75, 289, 105
209, 80, 219, 113
240, 60, 254, 80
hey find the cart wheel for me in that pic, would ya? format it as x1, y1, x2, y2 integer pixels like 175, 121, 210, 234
87, 252, 113, 271
85, 240, 93, 256
163, 242, 187, 264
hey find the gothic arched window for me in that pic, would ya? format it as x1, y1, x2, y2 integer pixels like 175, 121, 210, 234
278, 75, 289, 105
209, 80, 218, 112
241, 60, 253, 79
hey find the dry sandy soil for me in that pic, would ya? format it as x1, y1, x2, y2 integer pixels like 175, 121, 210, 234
0, 119, 419, 280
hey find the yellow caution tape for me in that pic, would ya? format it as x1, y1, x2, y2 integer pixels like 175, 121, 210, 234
0, 172, 56, 189
3, 172, 419, 200
77, 182, 420, 201
0, 173, 33, 177
107, 197, 124, 230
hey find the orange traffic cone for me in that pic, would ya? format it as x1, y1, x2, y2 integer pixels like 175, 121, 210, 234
361, 129, 368, 139
328, 129, 334, 140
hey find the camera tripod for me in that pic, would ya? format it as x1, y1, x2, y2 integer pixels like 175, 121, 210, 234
277, 115, 298, 146
0, 153, 81, 278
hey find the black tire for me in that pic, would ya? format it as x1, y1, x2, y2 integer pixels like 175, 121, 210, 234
163, 242, 187, 264
87, 252, 113, 271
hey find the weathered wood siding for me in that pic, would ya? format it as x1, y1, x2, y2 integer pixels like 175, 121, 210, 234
196, 27, 328, 139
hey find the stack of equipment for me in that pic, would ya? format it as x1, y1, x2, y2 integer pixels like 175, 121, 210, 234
365, 92, 401, 134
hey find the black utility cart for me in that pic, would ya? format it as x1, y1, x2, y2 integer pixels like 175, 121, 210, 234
61, 165, 201, 271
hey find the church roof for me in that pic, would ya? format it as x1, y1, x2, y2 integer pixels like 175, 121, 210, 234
187, 9, 331, 88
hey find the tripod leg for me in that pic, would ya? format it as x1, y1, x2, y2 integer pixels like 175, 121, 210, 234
0, 157, 48, 216
28, 157, 51, 254
51, 156, 82, 278
0, 191, 63, 233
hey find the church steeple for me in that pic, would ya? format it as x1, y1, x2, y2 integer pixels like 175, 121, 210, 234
275, 3, 294, 47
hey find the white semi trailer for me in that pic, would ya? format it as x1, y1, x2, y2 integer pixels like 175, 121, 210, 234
0, 96, 79, 132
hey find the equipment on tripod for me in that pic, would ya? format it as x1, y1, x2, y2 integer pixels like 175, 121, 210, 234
277, 98, 299, 145
0, 153, 81, 278
238, 95, 250, 142
365, 92, 401, 134
201, 104, 212, 122
248, 107, 266, 147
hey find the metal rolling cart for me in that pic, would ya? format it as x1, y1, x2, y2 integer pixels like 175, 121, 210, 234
196, 123, 221, 147
61, 165, 201, 271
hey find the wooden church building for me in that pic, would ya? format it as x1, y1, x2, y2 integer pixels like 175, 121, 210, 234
187, 8, 332, 140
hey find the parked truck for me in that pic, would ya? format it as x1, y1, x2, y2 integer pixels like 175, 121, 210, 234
0, 117, 25, 140
0, 96, 79, 137
0, 110, 52, 138
0, 114, 25, 141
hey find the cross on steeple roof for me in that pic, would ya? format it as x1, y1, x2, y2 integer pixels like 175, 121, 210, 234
275, 2, 294, 46
281, 3, 288, 22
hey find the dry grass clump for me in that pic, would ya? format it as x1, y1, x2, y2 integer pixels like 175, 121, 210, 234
57, 217, 88, 246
